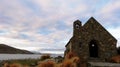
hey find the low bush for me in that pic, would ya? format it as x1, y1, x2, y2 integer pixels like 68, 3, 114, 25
40, 54, 51, 61
9, 63, 22, 67
65, 51, 77, 59
62, 59, 76, 67
37, 60, 55, 67
3, 62, 22, 67
2, 53, 87, 67
110, 55, 120, 63
64, 51, 86, 67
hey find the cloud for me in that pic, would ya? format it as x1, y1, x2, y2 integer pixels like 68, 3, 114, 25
107, 27, 120, 47
96, 0, 120, 26
0, 0, 120, 54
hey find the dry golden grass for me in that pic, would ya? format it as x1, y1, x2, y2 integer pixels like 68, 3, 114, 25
2, 52, 87, 67
37, 52, 81, 67
23, 65, 30, 67
62, 59, 76, 67
65, 51, 77, 59
110, 55, 120, 63
64, 52, 79, 67
64, 51, 86, 67
9, 63, 22, 67
3, 63, 22, 67
37, 60, 55, 67
71, 57, 80, 63
3, 62, 9, 67
55, 63, 62, 67
3, 62, 30, 67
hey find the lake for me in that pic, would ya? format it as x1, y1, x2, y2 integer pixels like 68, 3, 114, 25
0, 54, 63, 61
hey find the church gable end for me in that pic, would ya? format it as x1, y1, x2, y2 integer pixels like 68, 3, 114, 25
83, 17, 117, 42
64, 17, 117, 62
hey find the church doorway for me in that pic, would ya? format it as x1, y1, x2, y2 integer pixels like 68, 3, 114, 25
89, 40, 98, 58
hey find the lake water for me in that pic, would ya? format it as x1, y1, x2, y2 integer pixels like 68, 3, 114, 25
0, 54, 63, 61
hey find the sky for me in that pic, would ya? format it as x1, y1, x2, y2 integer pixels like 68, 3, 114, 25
0, 0, 120, 54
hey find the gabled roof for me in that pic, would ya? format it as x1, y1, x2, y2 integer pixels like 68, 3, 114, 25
65, 17, 117, 47
65, 38, 72, 47
83, 17, 117, 41
83, 17, 100, 27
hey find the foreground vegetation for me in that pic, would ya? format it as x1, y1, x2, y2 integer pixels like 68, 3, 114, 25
2, 49, 120, 67
1, 52, 87, 67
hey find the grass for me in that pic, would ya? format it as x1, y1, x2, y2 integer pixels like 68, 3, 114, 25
3, 51, 119, 67
2, 58, 39, 67
37, 60, 55, 67
110, 55, 120, 63
2, 52, 87, 67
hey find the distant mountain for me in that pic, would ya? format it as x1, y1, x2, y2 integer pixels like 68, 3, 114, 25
0, 44, 33, 54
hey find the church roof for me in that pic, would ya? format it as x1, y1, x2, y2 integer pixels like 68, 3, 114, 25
83, 17, 117, 41
65, 17, 117, 47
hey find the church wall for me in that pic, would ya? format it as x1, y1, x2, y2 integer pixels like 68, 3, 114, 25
65, 17, 117, 61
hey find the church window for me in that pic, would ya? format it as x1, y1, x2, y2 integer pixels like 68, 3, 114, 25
75, 24, 80, 29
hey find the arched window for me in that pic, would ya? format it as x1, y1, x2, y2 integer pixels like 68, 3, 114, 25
75, 24, 80, 29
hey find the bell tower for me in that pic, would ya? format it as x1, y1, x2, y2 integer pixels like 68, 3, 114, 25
73, 20, 82, 37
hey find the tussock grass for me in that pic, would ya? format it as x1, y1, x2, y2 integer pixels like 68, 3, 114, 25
37, 60, 55, 67
2, 52, 87, 67
110, 55, 120, 63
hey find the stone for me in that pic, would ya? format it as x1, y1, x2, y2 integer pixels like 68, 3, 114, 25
64, 17, 117, 62
87, 62, 120, 67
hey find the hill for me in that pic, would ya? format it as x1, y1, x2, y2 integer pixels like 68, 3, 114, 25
0, 44, 33, 54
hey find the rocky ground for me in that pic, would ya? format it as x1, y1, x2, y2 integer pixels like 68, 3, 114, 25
88, 62, 120, 67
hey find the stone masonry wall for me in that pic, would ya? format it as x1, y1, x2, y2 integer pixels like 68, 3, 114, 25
65, 17, 117, 61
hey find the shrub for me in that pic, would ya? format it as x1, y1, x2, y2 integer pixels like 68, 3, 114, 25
54, 56, 63, 63
71, 57, 80, 63
2, 53, 87, 67
37, 60, 55, 67
63, 52, 86, 67
9, 63, 22, 67
55, 63, 62, 67
40, 54, 51, 61
62, 59, 76, 67
3, 62, 9, 67
65, 51, 77, 59
23, 65, 29, 67
110, 55, 120, 63
2, 58, 40, 66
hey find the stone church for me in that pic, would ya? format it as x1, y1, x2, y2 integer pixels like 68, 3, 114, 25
64, 17, 117, 61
